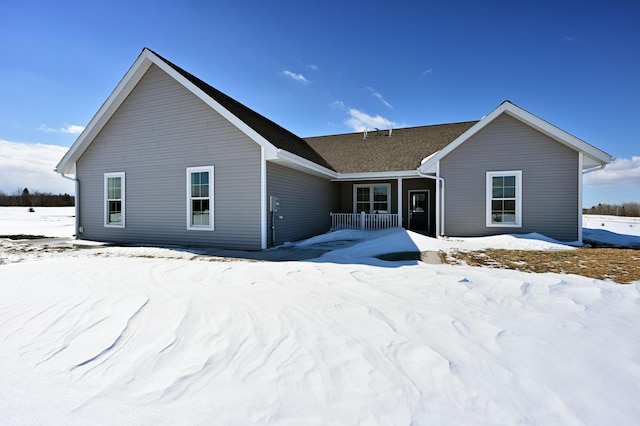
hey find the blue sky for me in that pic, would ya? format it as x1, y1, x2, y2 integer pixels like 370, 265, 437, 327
1, 0, 638, 207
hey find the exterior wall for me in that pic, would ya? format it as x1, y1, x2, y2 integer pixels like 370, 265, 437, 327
266, 162, 339, 247
76, 64, 263, 249
440, 113, 579, 241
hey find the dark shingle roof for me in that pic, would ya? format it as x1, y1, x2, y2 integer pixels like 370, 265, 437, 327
150, 49, 478, 175
150, 49, 335, 171
305, 122, 478, 173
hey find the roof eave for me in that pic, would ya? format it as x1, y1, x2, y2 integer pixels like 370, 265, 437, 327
150, 51, 280, 158
272, 149, 337, 179
56, 50, 156, 174
418, 101, 613, 173
333, 170, 421, 181
56, 48, 281, 175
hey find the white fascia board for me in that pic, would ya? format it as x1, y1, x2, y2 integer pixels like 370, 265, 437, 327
418, 103, 507, 173
334, 170, 420, 181
56, 49, 281, 175
56, 50, 156, 175
148, 52, 280, 159
500, 103, 613, 166
272, 149, 337, 179
418, 101, 612, 173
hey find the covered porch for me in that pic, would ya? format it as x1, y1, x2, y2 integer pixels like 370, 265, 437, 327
329, 176, 442, 235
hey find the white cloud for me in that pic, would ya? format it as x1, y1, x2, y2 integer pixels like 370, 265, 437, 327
38, 123, 85, 135
584, 156, 640, 189
422, 68, 433, 77
307, 64, 318, 70
367, 87, 392, 109
0, 140, 74, 195
344, 108, 399, 133
282, 70, 309, 84
61, 124, 85, 134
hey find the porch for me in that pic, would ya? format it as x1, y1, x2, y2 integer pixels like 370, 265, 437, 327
330, 177, 440, 235
330, 212, 401, 231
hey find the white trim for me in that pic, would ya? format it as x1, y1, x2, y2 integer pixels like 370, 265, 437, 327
260, 148, 267, 249
272, 149, 337, 179
486, 170, 522, 227
335, 170, 419, 181
436, 161, 443, 236
55, 48, 342, 181
397, 178, 403, 227
56, 48, 283, 176
186, 166, 215, 231
578, 152, 584, 243
104, 172, 125, 228
57, 52, 155, 174
353, 183, 392, 214
419, 101, 612, 174
151, 54, 279, 160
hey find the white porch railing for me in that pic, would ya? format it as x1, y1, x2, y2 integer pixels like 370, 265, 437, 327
330, 212, 401, 231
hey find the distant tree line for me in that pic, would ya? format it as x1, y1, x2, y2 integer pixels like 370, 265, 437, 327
0, 188, 74, 207
583, 202, 640, 217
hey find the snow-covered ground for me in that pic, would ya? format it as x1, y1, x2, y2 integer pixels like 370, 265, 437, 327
1, 207, 639, 425
583, 214, 640, 247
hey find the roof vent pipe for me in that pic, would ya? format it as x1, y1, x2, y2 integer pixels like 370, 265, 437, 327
388, 127, 393, 138
363, 128, 368, 139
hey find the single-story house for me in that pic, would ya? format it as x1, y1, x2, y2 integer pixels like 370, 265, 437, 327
56, 48, 612, 250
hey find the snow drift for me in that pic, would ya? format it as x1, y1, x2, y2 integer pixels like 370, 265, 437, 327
1, 208, 639, 424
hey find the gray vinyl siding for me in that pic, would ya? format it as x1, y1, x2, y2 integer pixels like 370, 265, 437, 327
266, 162, 339, 247
441, 113, 579, 242
76, 64, 263, 250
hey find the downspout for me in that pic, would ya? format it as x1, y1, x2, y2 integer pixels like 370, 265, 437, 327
580, 159, 607, 244
260, 147, 267, 249
60, 170, 81, 239
578, 153, 584, 244
417, 170, 446, 237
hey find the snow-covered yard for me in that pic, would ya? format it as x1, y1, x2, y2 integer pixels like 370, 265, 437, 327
1, 207, 639, 425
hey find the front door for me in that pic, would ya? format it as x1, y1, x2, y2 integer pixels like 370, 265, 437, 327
408, 190, 430, 233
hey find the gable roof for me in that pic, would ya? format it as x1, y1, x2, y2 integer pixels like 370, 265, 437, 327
56, 48, 334, 175
419, 101, 612, 173
152, 50, 334, 171
305, 121, 477, 174
56, 49, 611, 180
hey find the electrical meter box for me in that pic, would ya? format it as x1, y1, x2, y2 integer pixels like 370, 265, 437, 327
269, 196, 280, 212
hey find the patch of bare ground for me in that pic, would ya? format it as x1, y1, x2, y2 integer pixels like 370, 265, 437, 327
443, 248, 640, 284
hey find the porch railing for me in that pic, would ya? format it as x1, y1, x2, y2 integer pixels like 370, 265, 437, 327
330, 212, 400, 231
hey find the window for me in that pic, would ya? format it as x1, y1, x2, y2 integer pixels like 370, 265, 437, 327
354, 184, 390, 213
187, 166, 214, 230
486, 171, 522, 227
104, 172, 125, 227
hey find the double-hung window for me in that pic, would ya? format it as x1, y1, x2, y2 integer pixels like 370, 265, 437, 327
354, 184, 390, 213
486, 171, 522, 227
104, 172, 125, 227
187, 166, 214, 231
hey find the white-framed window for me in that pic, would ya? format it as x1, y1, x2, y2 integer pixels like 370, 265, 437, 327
187, 166, 214, 231
353, 183, 391, 213
486, 170, 522, 227
104, 172, 125, 228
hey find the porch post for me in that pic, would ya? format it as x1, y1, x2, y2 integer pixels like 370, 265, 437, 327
397, 178, 402, 227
